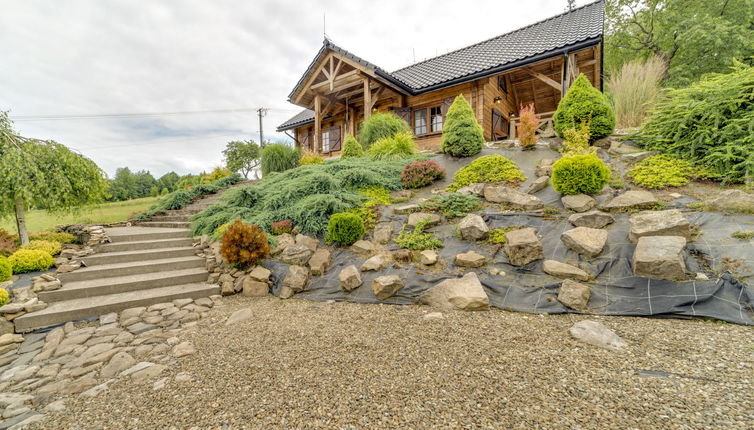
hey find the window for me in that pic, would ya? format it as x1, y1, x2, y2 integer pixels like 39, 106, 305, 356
413, 109, 427, 135
430, 106, 443, 132
498, 75, 508, 93
321, 130, 330, 153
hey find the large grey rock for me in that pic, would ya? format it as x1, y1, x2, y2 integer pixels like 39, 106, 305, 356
295, 234, 319, 252
456, 183, 486, 196
308, 248, 332, 276
242, 278, 268, 297
100, 351, 136, 378
633, 236, 686, 280
569, 320, 627, 351
526, 176, 549, 194
360, 254, 389, 272
225, 308, 253, 326
543, 260, 590, 281
535, 158, 555, 177
420, 250, 438, 265
503, 228, 543, 266
600, 190, 658, 211
271, 233, 295, 255
558, 280, 591, 310
622, 151, 657, 162
373, 223, 393, 244
248, 266, 272, 284
568, 210, 615, 229
562, 194, 596, 213
282, 265, 309, 292
628, 209, 691, 243
418, 272, 489, 311
339, 265, 362, 292
454, 251, 486, 268
458, 214, 489, 240
394, 204, 420, 215
280, 243, 313, 265
561, 227, 608, 258
407, 212, 442, 228
350, 240, 375, 255
706, 189, 754, 212
371, 276, 404, 300
483, 185, 544, 210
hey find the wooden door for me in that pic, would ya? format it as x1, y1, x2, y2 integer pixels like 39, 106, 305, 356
491, 109, 508, 141
329, 125, 342, 152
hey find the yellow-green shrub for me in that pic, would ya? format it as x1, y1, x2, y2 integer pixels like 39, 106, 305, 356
28, 231, 76, 244
341, 135, 364, 158
448, 155, 525, 191
21, 240, 62, 256
367, 132, 418, 160
627, 154, 715, 189
299, 150, 325, 166
9, 249, 55, 274
0, 288, 8, 306
0, 257, 11, 282
551, 153, 610, 195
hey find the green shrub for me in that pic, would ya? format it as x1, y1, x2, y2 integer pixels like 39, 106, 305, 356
627, 155, 715, 189
359, 112, 411, 149
606, 55, 665, 128
551, 153, 610, 195
134, 173, 242, 220
261, 143, 300, 176
561, 121, 591, 155
395, 217, 443, 250
0, 288, 8, 306
441, 95, 484, 157
732, 230, 754, 240
325, 212, 365, 245
28, 231, 76, 244
299, 150, 324, 166
201, 167, 231, 183
0, 257, 11, 282
448, 155, 525, 191
341, 135, 364, 158
8, 249, 55, 273
21, 240, 61, 256
360, 186, 392, 206
554, 74, 615, 141
488, 226, 523, 244
220, 220, 269, 269
367, 132, 417, 160
420, 193, 482, 218
401, 159, 445, 189
634, 65, 754, 184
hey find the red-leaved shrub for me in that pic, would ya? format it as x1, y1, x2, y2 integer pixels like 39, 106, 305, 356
271, 219, 293, 235
401, 160, 446, 189
220, 220, 270, 268
0, 229, 18, 258
517, 103, 539, 149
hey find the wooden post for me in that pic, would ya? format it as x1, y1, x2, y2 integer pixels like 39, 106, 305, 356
314, 95, 321, 153
363, 78, 371, 122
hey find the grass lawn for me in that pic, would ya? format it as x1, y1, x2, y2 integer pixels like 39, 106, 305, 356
0, 196, 160, 234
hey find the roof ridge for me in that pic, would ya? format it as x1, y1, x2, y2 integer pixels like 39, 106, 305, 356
390, 0, 603, 74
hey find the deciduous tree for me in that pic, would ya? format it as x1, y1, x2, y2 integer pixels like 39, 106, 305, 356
223, 140, 260, 179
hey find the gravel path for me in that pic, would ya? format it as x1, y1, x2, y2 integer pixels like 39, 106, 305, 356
31, 296, 753, 429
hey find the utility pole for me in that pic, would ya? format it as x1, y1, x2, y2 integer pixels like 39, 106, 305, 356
257, 108, 268, 146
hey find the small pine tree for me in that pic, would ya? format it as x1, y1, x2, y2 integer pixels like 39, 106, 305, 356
554, 74, 615, 141
441, 95, 484, 157
341, 135, 364, 158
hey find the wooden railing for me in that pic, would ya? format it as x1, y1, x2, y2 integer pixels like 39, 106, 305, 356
509, 110, 556, 139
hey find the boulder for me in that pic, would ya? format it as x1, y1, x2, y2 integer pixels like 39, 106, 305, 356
458, 214, 489, 240
561, 227, 608, 258
280, 243, 313, 265
392, 249, 413, 263
371, 276, 404, 300
535, 158, 555, 177
503, 227, 543, 266
622, 151, 657, 162
706, 189, 754, 212
242, 279, 268, 297
407, 212, 442, 228
225, 308, 253, 326
420, 250, 438, 265
295, 234, 319, 252
373, 223, 393, 244
562, 194, 596, 213
338, 265, 362, 292
418, 272, 489, 311
308, 248, 332, 276
569, 320, 627, 351
394, 204, 420, 215
483, 185, 544, 211
457, 183, 486, 196
282, 265, 310, 292
392, 190, 413, 201
633, 236, 686, 280
100, 352, 136, 378
543, 260, 590, 281
454, 251, 486, 268
568, 210, 615, 229
628, 209, 691, 243
350, 240, 375, 255
271, 233, 295, 255
248, 266, 272, 284
526, 176, 549, 194
558, 279, 591, 310
600, 190, 658, 211
360, 254, 390, 272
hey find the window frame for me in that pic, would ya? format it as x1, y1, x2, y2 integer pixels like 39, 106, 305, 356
321, 130, 330, 153
413, 108, 427, 135
412, 104, 443, 136
430, 106, 443, 133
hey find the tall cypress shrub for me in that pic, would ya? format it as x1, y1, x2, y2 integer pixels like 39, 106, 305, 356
441, 95, 485, 157
554, 74, 615, 141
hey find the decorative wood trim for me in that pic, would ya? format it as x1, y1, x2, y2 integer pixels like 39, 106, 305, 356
522, 67, 561, 91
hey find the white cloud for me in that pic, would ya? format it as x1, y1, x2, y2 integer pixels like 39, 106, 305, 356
0, 0, 578, 177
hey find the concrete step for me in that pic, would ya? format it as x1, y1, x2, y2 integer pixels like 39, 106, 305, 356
107, 227, 190, 243
147, 215, 190, 222
138, 221, 190, 229
96, 237, 194, 253
81, 247, 198, 266
39, 268, 210, 303
58, 256, 205, 283
14, 283, 218, 332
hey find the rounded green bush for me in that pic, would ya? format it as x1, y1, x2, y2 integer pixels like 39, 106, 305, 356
21, 240, 62, 256
325, 212, 365, 246
448, 154, 525, 191
0, 288, 8, 307
8, 249, 55, 274
554, 74, 615, 141
441, 95, 484, 158
551, 153, 610, 195
367, 132, 417, 160
261, 143, 301, 176
341, 135, 364, 158
0, 257, 11, 282
359, 113, 410, 149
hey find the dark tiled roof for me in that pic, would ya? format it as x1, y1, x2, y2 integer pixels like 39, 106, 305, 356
279, 1, 604, 131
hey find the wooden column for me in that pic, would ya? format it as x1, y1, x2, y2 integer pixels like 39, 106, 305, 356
348, 106, 355, 135
314, 94, 321, 153
363, 78, 371, 122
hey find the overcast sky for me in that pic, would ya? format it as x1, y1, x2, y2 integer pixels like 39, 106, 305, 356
0, 0, 583, 177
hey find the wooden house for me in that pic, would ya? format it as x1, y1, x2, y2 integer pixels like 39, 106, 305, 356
277, 0, 604, 156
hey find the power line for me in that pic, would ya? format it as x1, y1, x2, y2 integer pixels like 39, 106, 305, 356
9, 107, 302, 122
69, 132, 252, 151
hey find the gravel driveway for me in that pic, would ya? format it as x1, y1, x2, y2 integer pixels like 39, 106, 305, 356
31, 296, 754, 429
